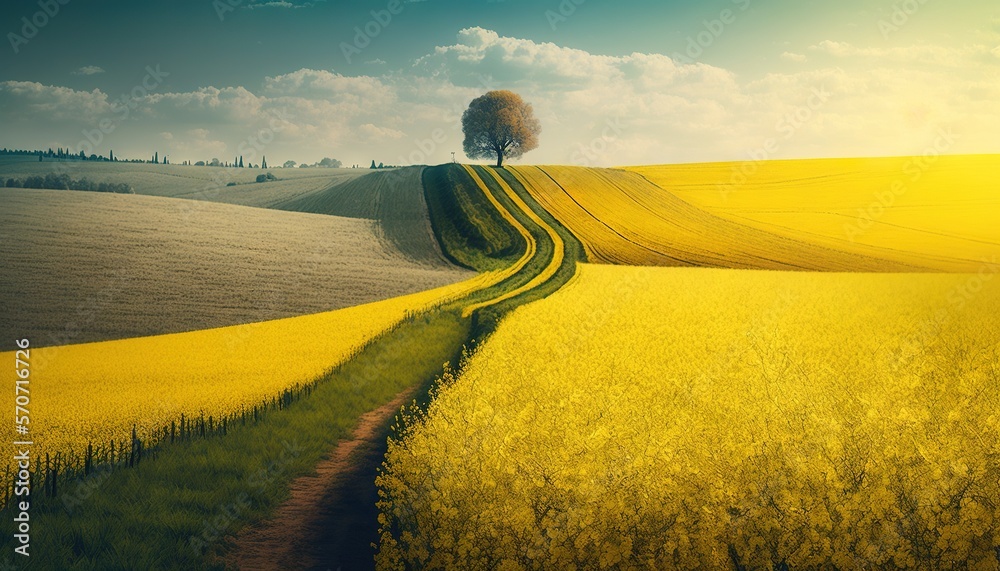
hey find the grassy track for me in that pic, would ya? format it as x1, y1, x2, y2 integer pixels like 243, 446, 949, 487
14, 310, 470, 570
434, 165, 585, 336
460, 166, 566, 317
457, 165, 542, 316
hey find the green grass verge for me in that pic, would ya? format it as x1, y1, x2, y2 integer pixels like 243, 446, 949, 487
16, 310, 471, 570
422, 165, 526, 272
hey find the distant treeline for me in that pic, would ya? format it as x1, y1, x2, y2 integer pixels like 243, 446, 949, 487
0, 147, 134, 162
4, 174, 134, 194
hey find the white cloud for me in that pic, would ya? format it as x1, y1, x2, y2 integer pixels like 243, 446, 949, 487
144, 86, 263, 123
0, 81, 112, 121
357, 123, 405, 141
810, 40, 999, 67
72, 66, 106, 76
169, 128, 229, 160
781, 52, 807, 63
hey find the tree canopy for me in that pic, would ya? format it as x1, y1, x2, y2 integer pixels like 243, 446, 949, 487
462, 90, 541, 167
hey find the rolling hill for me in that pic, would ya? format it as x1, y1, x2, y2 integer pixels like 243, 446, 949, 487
628, 155, 999, 273
0, 159, 367, 209
274, 167, 455, 267
0, 188, 473, 350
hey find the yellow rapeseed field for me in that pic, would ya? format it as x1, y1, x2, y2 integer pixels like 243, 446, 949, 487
512, 155, 999, 272
627, 155, 1000, 272
0, 274, 495, 476
378, 263, 1000, 570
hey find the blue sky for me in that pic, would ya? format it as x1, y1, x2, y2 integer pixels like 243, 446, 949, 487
1, 0, 998, 166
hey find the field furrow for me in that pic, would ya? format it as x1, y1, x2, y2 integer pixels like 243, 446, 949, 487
517, 165, 932, 271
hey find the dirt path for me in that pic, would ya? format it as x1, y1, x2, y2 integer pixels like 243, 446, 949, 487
227, 386, 418, 571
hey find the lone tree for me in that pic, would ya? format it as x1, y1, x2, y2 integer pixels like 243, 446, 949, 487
462, 90, 540, 167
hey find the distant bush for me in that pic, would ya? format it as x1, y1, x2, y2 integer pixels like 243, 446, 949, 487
255, 172, 278, 183
4, 176, 133, 194
300, 158, 342, 169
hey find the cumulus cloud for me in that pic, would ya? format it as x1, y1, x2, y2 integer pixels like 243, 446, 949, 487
0, 81, 113, 122
357, 123, 406, 141
72, 66, 106, 76
781, 52, 807, 63
144, 86, 263, 123
167, 128, 229, 160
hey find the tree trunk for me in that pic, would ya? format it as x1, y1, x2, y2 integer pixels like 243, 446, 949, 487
496, 152, 504, 168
